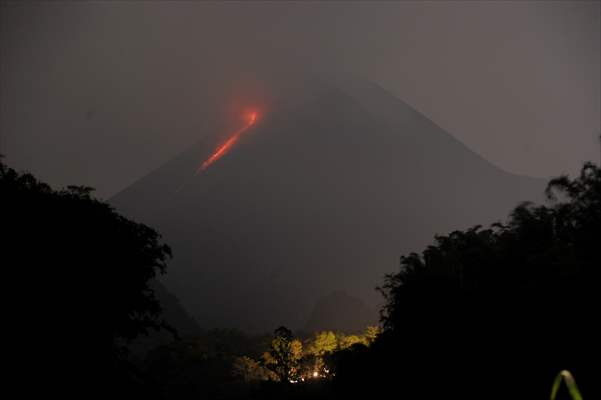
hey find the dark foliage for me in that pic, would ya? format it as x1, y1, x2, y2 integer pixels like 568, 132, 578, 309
141, 329, 274, 399
332, 163, 600, 399
1, 160, 172, 398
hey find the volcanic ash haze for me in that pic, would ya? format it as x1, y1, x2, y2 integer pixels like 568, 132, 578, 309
111, 77, 545, 333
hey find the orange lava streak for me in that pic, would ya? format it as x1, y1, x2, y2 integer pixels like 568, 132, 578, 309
198, 111, 258, 173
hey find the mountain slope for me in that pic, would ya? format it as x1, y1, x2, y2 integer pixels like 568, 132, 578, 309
111, 79, 545, 332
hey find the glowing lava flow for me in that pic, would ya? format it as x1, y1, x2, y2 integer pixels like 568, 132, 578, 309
197, 111, 258, 173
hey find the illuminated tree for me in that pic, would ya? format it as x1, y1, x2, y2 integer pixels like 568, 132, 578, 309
363, 326, 381, 344
338, 333, 363, 350
308, 331, 338, 357
263, 326, 303, 382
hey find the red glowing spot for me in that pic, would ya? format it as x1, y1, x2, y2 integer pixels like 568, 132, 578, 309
198, 110, 259, 173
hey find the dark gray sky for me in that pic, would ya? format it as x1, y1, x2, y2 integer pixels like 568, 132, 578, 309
1, 1, 599, 198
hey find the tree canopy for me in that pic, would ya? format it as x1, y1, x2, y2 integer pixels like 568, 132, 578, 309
2, 160, 173, 397
262, 326, 304, 382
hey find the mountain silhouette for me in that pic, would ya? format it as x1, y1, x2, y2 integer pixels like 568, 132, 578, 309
111, 77, 545, 332
302, 290, 378, 334
129, 280, 201, 354
152, 280, 201, 338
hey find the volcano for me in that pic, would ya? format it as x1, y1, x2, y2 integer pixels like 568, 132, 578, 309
111, 78, 545, 333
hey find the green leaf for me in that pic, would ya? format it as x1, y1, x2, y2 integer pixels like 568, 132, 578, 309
550, 370, 583, 400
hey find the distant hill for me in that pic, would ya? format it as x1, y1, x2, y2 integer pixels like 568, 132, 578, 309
129, 280, 201, 355
152, 280, 201, 338
302, 291, 378, 334
111, 77, 545, 332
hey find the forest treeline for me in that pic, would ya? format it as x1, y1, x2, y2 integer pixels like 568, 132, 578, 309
233, 325, 380, 383
2, 158, 599, 399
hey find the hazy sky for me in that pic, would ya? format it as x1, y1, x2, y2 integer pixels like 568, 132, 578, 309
1, 1, 599, 198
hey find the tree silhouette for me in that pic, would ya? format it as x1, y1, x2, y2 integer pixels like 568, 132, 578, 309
1, 160, 172, 398
334, 162, 600, 399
